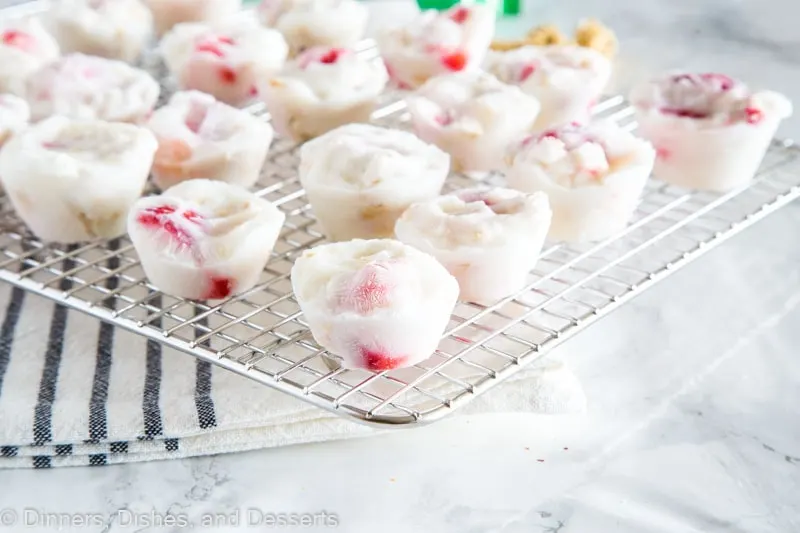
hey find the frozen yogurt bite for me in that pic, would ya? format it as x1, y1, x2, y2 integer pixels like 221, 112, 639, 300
407, 70, 540, 172
0, 94, 30, 147
24, 53, 160, 123
630, 72, 792, 191
395, 188, 552, 305
484, 44, 611, 130
377, 5, 495, 89
147, 91, 274, 190
291, 239, 459, 371
257, 0, 368, 56
0, 116, 157, 243
145, 0, 242, 36
0, 17, 60, 95
129, 180, 285, 300
507, 121, 655, 243
259, 46, 388, 142
298, 123, 450, 241
48, 0, 153, 63
160, 18, 288, 106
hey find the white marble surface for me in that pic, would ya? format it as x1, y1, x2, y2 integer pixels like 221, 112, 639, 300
2, 0, 800, 531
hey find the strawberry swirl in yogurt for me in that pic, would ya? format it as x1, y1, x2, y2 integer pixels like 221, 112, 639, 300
160, 18, 288, 106
128, 180, 285, 300
257, 0, 368, 56
630, 72, 792, 191
406, 70, 540, 172
259, 46, 388, 142
47, 0, 153, 63
298, 123, 450, 241
0, 116, 157, 243
290, 239, 459, 371
147, 91, 274, 190
24, 53, 160, 123
507, 121, 655, 243
377, 5, 495, 89
484, 44, 611, 130
395, 187, 552, 305
0, 18, 60, 95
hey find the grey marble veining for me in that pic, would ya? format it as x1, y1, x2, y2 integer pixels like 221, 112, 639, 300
2, 1, 800, 531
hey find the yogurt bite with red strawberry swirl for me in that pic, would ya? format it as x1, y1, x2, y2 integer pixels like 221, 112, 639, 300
47, 0, 153, 63
160, 18, 288, 106
507, 121, 655, 243
147, 91, 274, 190
484, 45, 611, 130
630, 72, 792, 191
291, 239, 459, 371
395, 188, 552, 305
406, 70, 540, 172
377, 5, 495, 90
259, 46, 388, 142
145, 0, 242, 37
0, 95, 29, 147
257, 0, 368, 56
0, 116, 157, 243
24, 53, 160, 123
0, 18, 60, 95
128, 180, 285, 300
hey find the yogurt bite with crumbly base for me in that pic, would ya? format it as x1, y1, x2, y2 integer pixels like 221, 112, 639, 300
395, 188, 552, 305
257, 0, 368, 56
507, 121, 655, 243
484, 44, 611, 130
24, 53, 160, 123
377, 5, 495, 89
291, 239, 459, 371
147, 91, 274, 190
630, 72, 792, 192
0, 94, 30, 147
259, 46, 388, 142
47, 0, 153, 63
160, 18, 288, 106
298, 124, 450, 241
0, 116, 157, 243
406, 70, 540, 172
0, 17, 60, 95
145, 0, 242, 37
128, 180, 285, 301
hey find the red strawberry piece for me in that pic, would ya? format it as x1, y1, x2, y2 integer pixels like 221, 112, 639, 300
218, 66, 237, 84
449, 6, 470, 24
319, 48, 344, 64
660, 107, 708, 119
358, 346, 408, 371
248, 85, 258, 97
217, 36, 235, 45
1, 30, 35, 51
745, 107, 763, 125
519, 63, 536, 82
137, 205, 197, 249
337, 262, 393, 314
441, 51, 468, 71
655, 146, 671, 160
539, 129, 561, 141
435, 113, 453, 126
204, 275, 233, 300
183, 209, 202, 223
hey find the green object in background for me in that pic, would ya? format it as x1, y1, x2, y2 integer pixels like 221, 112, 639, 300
415, 0, 521, 17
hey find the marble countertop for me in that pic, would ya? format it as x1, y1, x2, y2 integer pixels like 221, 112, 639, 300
2, 1, 800, 531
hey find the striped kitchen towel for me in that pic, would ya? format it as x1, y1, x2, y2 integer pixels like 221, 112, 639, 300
0, 277, 586, 469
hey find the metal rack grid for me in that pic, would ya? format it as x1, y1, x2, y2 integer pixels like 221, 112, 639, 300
2, 2, 800, 427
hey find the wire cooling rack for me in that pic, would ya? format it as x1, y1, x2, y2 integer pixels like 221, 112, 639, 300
2, 2, 800, 426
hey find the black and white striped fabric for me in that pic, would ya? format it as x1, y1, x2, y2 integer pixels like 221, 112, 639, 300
0, 279, 585, 469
